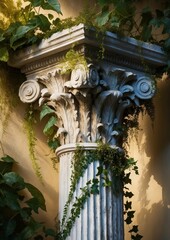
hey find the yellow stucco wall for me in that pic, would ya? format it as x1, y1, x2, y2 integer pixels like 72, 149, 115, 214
0, 102, 59, 233
125, 78, 170, 240
3, 1, 170, 239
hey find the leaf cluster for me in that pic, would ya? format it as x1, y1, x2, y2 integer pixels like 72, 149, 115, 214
0, 0, 62, 62
0, 155, 47, 239
57, 143, 142, 239
95, 0, 170, 70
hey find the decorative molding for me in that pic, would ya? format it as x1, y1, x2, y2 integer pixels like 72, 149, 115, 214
9, 24, 166, 73
18, 65, 155, 146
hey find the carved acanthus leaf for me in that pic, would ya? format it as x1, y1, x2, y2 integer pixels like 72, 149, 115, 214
64, 64, 99, 89
18, 65, 156, 146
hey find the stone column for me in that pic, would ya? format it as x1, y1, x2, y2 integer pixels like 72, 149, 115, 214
56, 143, 124, 240
9, 24, 166, 240
18, 63, 155, 239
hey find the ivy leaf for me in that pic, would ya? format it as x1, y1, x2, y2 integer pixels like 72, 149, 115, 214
125, 210, 135, 224
48, 13, 54, 20
26, 197, 42, 213
125, 201, 132, 211
131, 234, 143, 240
25, 183, 46, 211
110, 16, 120, 28
123, 172, 132, 185
96, 7, 111, 26
42, 0, 62, 14
3, 190, 20, 211
43, 116, 57, 136
3, 172, 25, 190
1, 155, 16, 163
0, 155, 16, 174
124, 191, 134, 198
44, 228, 56, 237
47, 139, 60, 150
129, 225, 139, 233
19, 218, 42, 240
162, 17, 170, 34
40, 105, 55, 120
30, 0, 43, 7
10, 25, 36, 48
141, 26, 152, 41
20, 207, 32, 221
32, 14, 51, 32
96, 166, 103, 176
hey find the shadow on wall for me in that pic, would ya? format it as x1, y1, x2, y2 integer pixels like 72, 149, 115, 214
136, 78, 170, 240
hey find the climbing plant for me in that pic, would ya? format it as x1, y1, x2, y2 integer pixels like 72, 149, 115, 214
95, 0, 170, 69
55, 143, 142, 240
0, 0, 62, 61
0, 154, 48, 239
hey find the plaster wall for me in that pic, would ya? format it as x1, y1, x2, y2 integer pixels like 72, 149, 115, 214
4, 0, 170, 239
125, 77, 170, 240
0, 102, 59, 233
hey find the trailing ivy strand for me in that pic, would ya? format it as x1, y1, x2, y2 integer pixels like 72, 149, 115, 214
56, 143, 142, 240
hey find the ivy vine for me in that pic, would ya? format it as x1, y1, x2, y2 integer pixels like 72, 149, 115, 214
55, 143, 142, 240
24, 104, 43, 182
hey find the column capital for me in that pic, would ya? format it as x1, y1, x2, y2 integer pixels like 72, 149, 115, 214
18, 64, 155, 146
8, 24, 166, 147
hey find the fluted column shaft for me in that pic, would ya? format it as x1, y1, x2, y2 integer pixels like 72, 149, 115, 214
56, 143, 124, 240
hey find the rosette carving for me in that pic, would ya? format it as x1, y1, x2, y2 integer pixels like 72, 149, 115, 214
64, 64, 99, 89
133, 76, 155, 99
19, 80, 42, 103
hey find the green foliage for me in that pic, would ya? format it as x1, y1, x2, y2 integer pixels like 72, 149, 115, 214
60, 147, 96, 230
59, 47, 89, 74
95, 0, 169, 70
0, 0, 62, 61
0, 0, 169, 71
40, 104, 59, 149
0, 155, 47, 239
57, 143, 142, 240
24, 104, 43, 182
40, 104, 59, 168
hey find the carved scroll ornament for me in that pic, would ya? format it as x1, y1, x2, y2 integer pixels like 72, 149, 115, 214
19, 65, 155, 146
19, 80, 42, 103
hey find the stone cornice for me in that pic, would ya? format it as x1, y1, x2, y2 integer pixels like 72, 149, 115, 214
8, 24, 167, 72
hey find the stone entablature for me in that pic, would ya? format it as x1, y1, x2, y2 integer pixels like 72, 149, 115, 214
9, 24, 166, 71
